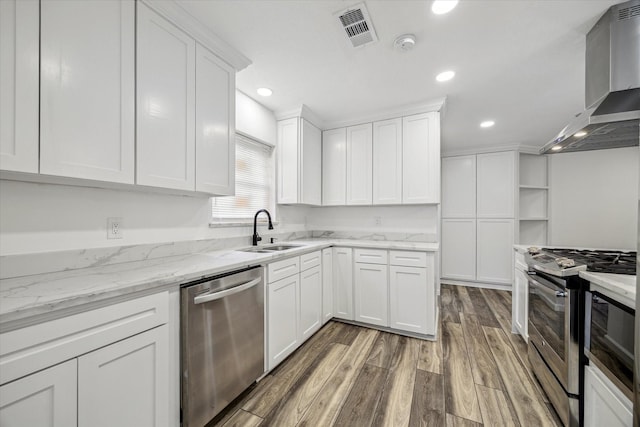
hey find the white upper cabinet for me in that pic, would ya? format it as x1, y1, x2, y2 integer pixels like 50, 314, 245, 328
477, 151, 516, 218
277, 117, 321, 205
442, 155, 476, 218
402, 112, 440, 204
195, 44, 235, 195
322, 128, 347, 206
39, 0, 135, 183
0, 0, 39, 174
373, 118, 402, 205
300, 119, 322, 205
137, 3, 195, 191
346, 123, 373, 205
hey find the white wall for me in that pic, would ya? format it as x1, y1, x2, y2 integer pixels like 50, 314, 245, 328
549, 146, 638, 250
305, 205, 439, 235
236, 90, 276, 145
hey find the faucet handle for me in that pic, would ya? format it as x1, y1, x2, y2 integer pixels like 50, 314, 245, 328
270, 237, 278, 244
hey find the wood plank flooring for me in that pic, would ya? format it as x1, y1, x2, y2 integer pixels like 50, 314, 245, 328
210, 285, 561, 427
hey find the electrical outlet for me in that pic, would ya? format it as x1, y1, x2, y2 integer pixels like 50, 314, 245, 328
107, 217, 123, 239
374, 216, 382, 226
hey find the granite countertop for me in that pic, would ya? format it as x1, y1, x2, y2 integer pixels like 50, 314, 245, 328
579, 271, 636, 309
0, 239, 438, 326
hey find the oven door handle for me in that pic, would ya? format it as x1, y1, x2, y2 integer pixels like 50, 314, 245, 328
528, 274, 566, 299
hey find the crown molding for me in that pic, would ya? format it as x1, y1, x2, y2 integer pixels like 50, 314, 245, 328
275, 105, 325, 129
140, 0, 252, 71
441, 144, 523, 157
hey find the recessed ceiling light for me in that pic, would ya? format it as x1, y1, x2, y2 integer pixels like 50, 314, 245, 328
573, 131, 587, 137
480, 120, 495, 128
257, 87, 273, 97
436, 70, 455, 82
432, 0, 459, 15
551, 145, 563, 151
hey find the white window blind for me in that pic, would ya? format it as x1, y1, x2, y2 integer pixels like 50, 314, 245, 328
211, 135, 274, 220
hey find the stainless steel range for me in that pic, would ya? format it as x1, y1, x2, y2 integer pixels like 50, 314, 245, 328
525, 247, 637, 426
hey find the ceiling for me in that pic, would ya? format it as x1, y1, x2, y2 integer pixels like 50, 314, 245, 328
179, 0, 620, 154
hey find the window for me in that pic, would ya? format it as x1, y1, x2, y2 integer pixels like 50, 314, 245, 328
211, 134, 274, 221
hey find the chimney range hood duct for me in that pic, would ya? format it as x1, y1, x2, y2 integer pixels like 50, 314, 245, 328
541, 0, 640, 154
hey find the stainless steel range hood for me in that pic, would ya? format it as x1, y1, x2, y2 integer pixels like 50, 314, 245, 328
541, 0, 640, 154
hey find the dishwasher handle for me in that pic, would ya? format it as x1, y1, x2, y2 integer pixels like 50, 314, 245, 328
194, 277, 261, 305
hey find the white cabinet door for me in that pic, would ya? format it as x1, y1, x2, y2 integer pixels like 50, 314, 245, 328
402, 112, 440, 204
267, 275, 299, 370
322, 248, 333, 324
441, 219, 477, 281
195, 43, 235, 195
477, 219, 515, 285
390, 264, 434, 335
137, 3, 195, 190
513, 268, 528, 339
373, 118, 402, 205
300, 119, 322, 205
354, 263, 388, 327
78, 325, 168, 427
322, 128, 347, 205
346, 123, 373, 205
477, 151, 515, 218
299, 265, 322, 342
441, 155, 476, 218
40, 0, 135, 183
584, 365, 632, 427
333, 247, 353, 320
0, 0, 39, 173
0, 359, 77, 427
277, 117, 298, 204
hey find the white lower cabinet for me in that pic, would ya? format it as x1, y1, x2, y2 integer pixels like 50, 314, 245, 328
267, 274, 299, 370
354, 263, 388, 327
78, 326, 168, 427
0, 359, 77, 427
322, 248, 333, 324
333, 248, 354, 321
299, 265, 322, 341
583, 365, 632, 427
390, 265, 434, 335
476, 219, 514, 284
512, 253, 528, 340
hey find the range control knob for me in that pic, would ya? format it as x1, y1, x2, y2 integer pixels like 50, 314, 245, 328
528, 246, 541, 255
556, 257, 576, 268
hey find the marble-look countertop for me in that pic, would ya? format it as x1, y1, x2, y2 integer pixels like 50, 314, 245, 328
579, 271, 636, 309
0, 239, 438, 326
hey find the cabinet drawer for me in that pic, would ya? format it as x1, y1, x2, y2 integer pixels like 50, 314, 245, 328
0, 291, 168, 386
268, 257, 300, 283
389, 251, 428, 267
354, 249, 388, 265
300, 251, 321, 271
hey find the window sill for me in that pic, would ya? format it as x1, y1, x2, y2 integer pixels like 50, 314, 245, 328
209, 221, 281, 228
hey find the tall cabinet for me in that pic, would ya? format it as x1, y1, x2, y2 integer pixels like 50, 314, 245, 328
441, 152, 516, 286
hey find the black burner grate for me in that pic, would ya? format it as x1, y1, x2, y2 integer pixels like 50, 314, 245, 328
543, 248, 637, 275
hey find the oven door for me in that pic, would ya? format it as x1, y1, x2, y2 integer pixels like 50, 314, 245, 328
527, 271, 578, 394
585, 290, 635, 401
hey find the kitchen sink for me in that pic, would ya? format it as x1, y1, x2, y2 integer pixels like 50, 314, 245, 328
240, 244, 302, 253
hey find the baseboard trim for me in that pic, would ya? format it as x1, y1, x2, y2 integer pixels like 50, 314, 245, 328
440, 279, 512, 291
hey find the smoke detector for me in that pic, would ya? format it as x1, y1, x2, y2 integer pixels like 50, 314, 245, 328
394, 34, 416, 51
335, 3, 378, 48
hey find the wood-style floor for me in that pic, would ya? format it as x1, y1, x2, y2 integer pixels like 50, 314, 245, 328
210, 285, 562, 427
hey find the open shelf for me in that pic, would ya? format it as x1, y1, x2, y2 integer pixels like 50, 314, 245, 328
518, 153, 548, 245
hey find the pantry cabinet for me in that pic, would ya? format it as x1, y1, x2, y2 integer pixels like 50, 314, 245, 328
333, 247, 354, 320
346, 123, 373, 205
402, 112, 440, 204
0, 0, 39, 174
39, 0, 135, 184
195, 44, 235, 195
441, 155, 476, 218
372, 118, 403, 204
322, 128, 348, 205
476, 219, 515, 284
277, 117, 322, 205
476, 151, 516, 218
441, 219, 476, 281
136, 3, 195, 191
0, 359, 77, 427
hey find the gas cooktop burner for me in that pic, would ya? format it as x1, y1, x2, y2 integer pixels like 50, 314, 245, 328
541, 248, 637, 275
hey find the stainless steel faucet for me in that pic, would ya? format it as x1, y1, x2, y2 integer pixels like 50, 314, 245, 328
252, 209, 274, 246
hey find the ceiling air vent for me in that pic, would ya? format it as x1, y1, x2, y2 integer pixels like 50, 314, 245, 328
336, 3, 378, 48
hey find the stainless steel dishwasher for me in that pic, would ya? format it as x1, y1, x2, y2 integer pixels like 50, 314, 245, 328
180, 266, 264, 427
